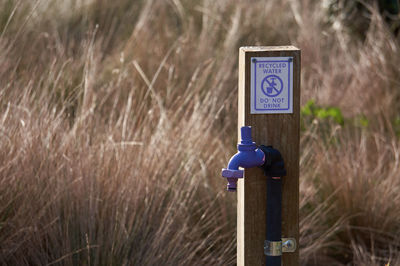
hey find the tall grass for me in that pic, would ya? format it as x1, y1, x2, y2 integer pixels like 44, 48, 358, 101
0, 0, 400, 265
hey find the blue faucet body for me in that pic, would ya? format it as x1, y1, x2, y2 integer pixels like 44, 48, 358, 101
221, 126, 265, 191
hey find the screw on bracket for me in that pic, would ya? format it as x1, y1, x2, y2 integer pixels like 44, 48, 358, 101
282, 238, 296, 253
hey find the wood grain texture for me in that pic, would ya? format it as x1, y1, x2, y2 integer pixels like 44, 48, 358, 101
237, 46, 300, 266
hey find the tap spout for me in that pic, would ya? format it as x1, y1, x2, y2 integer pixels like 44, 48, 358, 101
226, 148, 265, 170
221, 126, 265, 191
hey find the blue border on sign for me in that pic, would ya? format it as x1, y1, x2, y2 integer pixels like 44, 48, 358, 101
253, 58, 292, 111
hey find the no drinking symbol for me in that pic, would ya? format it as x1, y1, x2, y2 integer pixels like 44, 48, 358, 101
261, 75, 283, 97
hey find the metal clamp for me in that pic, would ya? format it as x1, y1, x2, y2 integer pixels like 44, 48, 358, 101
264, 238, 296, 256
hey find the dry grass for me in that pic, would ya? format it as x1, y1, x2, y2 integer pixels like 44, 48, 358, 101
0, 0, 400, 265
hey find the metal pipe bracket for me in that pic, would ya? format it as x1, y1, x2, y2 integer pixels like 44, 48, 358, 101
264, 238, 296, 256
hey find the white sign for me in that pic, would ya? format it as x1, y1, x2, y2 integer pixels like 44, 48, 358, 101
250, 57, 293, 114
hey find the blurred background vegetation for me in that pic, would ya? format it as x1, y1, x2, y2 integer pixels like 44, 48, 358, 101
0, 0, 400, 265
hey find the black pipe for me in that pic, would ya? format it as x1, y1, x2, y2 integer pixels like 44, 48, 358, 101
259, 145, 286, 266
266, 176, 282, 266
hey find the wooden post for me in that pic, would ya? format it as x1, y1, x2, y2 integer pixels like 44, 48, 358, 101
237, 46, 300, 266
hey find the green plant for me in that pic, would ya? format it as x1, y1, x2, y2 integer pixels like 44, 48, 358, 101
301, 99, 345, 125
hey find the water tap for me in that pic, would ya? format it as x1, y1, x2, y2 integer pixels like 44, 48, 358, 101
221, 126, 265, 191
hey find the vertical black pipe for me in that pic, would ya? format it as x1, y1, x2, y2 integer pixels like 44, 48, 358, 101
259, 145, 285, 266
266, 176, 282, 266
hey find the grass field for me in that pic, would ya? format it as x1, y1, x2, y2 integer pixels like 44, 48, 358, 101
1, 0, 400, 265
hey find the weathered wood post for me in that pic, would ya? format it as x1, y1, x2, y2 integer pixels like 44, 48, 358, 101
237, 46, 300, 265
